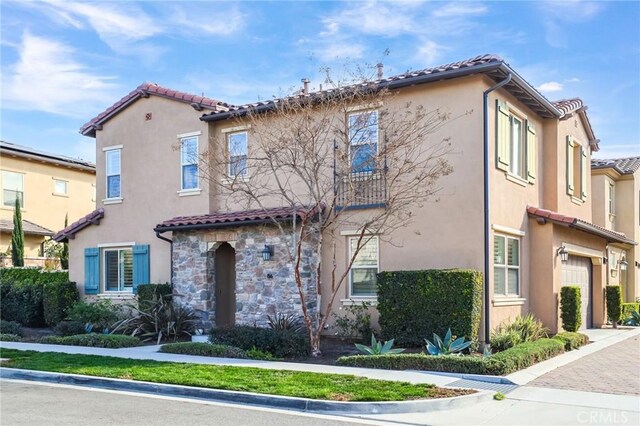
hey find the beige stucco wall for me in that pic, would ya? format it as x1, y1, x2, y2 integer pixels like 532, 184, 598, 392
68, 95, 212, 294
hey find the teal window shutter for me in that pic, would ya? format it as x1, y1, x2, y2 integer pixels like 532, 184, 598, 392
132, 244, 150, 293
84, 247, 100, 295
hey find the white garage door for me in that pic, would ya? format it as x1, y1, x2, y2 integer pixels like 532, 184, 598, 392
561, 255, 592, 329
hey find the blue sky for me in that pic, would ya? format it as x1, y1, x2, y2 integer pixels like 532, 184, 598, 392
1, 0, 638, 163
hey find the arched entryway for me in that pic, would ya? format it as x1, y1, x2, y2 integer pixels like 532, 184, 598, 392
215, 242, 236, 328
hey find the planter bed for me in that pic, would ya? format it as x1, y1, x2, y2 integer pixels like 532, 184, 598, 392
39, 334, 141, 349
0, 348, 472, 402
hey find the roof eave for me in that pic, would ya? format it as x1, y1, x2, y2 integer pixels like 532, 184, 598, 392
572, 221, 637, 245
154, 217, 294, 234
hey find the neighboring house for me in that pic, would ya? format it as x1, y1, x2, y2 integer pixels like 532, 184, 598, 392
591, 157, 640, 303
0, 141, 95, 267
54, 55, 636, 339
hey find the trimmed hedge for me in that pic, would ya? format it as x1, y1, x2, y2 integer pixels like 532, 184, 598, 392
337, 338, 566, 375
560, 286, 581, 332
210, 326, 310, 358
43, 281, 79, 326
0, 334, 21, 342
54, 320, 87, 337
553, 332, 589, 351
605, 286, 622, 325
65, 300, 123, 332
622, 303, 640, 320
40, 333, 140, 348
0, 320, 23, 336
137, 284, 172, 311
160, 342, 248, 359
377, 269, 483, 346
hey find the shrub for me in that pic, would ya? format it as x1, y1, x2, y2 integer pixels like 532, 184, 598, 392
332, 302, 372, 342
491, 314, 548, 352
560, 286, 581, 332
54, 320, 87, 337
622, 303, 640, 320
605, 286, 622, 327
111, 297, 198, 344
210, 326, 310, 358
489, 339, 565, 375
553, 332, 589, 350
160, 342, 247, 358
246, 347, 281, 360
377, 269, 483, 346
623, 310, 640, 326
0, 333, 21, 342
0, 320, 23, 336
43, 281, 79, 326
267, 313, 304, 333
490, 329, 522, 352
355, 334, 405, 355
136, 284, 172, 311
40, 333, 140, 348
66, 300, 123, 332
425, 328, 472, 355
0, 267, 68, 286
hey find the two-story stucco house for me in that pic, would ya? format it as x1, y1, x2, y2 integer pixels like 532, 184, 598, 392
591, 157, 640, 303
0, 141, 96, 267
54, 54, 636, 341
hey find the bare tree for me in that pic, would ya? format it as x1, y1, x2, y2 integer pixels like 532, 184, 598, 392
201, 66, 465, 356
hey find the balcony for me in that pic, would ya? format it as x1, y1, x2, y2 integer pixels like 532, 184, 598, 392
335, 169, 387, 210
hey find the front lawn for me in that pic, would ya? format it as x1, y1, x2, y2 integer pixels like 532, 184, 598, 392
0, 349, 471, 402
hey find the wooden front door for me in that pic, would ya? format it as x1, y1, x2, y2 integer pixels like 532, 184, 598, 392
215, 243, 236, 328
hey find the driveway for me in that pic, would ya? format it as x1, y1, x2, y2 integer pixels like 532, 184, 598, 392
528, 334, 640, 396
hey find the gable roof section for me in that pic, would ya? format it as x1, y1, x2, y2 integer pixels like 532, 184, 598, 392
52, 208, 104, 242
552, 98, 599, 152
202, 54, 563, 123
80, 82, 230, 137
527, 206, 636, 245
0, 141, 95, 172
0, 219, 53, 236
592, 156, 640, 175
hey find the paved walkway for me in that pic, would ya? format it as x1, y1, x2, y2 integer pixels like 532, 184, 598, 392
528, 334, 640, 395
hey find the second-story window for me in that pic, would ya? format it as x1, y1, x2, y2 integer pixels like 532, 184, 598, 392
181, 136, 199, 190
228, 131, 248, 177
105, 149, 121, 199
566, 136, 587, 202
608, 182, 615, 215
348, 110, 378, 173
509, 115, 526, 179
495, 100, 536, 184
2, 170, 24, 208
53, 179, 68, 195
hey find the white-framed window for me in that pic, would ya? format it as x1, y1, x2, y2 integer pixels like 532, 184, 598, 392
53, 179, 68, 195
228, 131, 248, 177
494, 234, 520, 297
103, 247, 133, 292
608, 182, 615, 215
348, 236, 379, 297
508, 114, 526, 179
566, 136, 587, 201
180, 136, 199, 190
348, 110, 378, 173
2, 170, 24, 208
105, 149, 121, 199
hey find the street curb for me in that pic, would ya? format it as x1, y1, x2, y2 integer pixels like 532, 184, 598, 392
411, 370, 516, 385
0, 368, 493, 414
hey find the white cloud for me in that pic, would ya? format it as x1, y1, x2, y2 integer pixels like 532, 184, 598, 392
170, 4, 245, 36
2, 33, 118, 117
314, 43, 365, 62
538, 81, 564, 92
321, 1, 416, 37
415, 41, 446, 65
537, 1, 604, 47
565, 77, 581, 83
432, 3, 487, 18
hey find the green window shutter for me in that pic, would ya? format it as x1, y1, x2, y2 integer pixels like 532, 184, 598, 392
84, 247, 100, 295
526, 122, 536, 183
496, 100, 510, 171
580, 146, 588, 201
132, 244, 150, 294
566, 136, 575, 196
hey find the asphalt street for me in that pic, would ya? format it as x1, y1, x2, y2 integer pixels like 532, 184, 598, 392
0, 380, 383, 426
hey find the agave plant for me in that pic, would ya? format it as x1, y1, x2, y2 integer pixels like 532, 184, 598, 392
623, 310, 640, 326
425, 328, 472, 356
267, 313, 304, 333
355, 334, 405, 356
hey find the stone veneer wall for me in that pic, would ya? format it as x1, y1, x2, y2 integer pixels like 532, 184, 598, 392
172, 224, 318, 328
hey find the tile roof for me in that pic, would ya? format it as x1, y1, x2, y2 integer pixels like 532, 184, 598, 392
591, 157, 640, 175
552, 98, 585, 115
527, 206, 636, 245
80, 82, 231, 137
202, 54, 562, 122
0, 219, 54, 236
52, 208, 104, 242
0, 141, 95, 172
155, 205, 322, 233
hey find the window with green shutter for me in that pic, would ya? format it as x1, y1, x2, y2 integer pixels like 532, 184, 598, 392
496, 100, 536, 185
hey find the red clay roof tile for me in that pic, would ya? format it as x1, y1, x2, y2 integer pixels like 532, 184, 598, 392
53, 208, 105, 242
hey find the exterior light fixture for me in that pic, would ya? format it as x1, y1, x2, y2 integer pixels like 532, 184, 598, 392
261, 245, 274, 261
619, 257, 628, 271
557, 246, 569, 263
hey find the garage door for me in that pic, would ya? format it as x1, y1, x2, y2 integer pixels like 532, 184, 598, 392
561, 255, 592, 329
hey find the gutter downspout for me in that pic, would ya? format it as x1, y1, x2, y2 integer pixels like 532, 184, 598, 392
483, 73, 512, 343
155, 231, 174, 288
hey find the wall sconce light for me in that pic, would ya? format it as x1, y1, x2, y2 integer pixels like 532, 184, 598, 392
557, 246, 569, 263
619, 256, 628, 271
261, 245, 274, 261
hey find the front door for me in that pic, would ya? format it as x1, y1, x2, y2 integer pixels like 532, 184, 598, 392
562, 255, 593, 329
215, 242, 236, 328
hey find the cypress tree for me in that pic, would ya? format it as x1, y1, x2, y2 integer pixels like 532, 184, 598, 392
60, 213, 69, 269
11, 197, 24, 267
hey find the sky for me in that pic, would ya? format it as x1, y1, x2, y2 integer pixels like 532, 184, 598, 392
1, 0, 638, 163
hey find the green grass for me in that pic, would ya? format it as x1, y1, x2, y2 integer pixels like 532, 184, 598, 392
0, 348, 472, 402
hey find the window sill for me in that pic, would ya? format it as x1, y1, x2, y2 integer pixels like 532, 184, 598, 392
492, 297, 526, 307
103, 198, 123, 205
97, 293, 135, 300
222, 176, 250, 185
505, 173, 528, 187
1, 206, 26, 212
570, 196, 584, 206
178, 188, 202, 197
341, 298, 377, 306
52, 192, 69, 198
